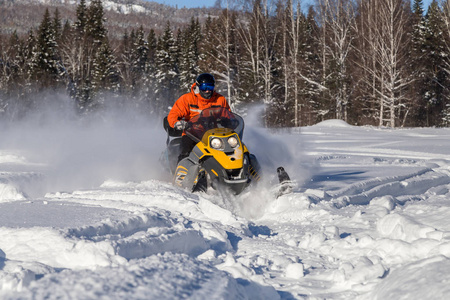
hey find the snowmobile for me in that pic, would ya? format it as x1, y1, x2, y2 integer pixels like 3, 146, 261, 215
161, 107, 261, 195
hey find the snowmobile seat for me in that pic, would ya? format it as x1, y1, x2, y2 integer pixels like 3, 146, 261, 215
168, 137, 182, 149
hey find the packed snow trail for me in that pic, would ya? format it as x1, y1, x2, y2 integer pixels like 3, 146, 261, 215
2, 119, 450, 299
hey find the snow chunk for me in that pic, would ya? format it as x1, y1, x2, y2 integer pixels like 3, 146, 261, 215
285, 263, 304, 279
338, 256, 386, 286
217, 252, 254, 279
377, 213, 442, 242
370, 195, 396, 211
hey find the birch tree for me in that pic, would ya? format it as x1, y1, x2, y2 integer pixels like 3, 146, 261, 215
353, 0, 412, 127
286, 0, 303, 126
260, 1, 276, 115
377, 0, 412, 127
315, 0, 355, 122
201, 3, 238, 110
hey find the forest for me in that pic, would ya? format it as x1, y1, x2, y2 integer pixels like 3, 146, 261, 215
0, 0, 449, 127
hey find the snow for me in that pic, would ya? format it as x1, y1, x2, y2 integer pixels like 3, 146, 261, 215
20, 0, 149, 15
1, 115, 450, 299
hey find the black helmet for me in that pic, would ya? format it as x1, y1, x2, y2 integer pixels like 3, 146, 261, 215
196, 73, 215, 99
196, 73, 215, 86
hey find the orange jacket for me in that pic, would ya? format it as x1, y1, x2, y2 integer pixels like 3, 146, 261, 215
167, 83, 230, 128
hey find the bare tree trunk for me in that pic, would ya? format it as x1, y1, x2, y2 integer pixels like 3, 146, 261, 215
289, 0, 301, 127
353, 0, 411, 128
208, 1, 236, 110
317, 0, 354, 121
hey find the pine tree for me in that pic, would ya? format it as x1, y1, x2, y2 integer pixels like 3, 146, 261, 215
303, 6, 322, 125
198, 16, 217, 73
178, 17, 201, 92
132, 26, 149, 78
87, 0, 107, 45
31, 8, 60, 88
154, 22, 179, 115
424, 0, 448, 126
130, 26, 150, 105
68, 0, 113, 113
441, 0, 450, 125
24, 30, 36, 80
118, 30, 133, 95
147, 28, 158, 70
75, 0, 88, 35
144, 28, 158, 111
410, 0, 428, 126
91, 38, 119, 109
53, 8, 62, 43
61, 0, 91, 111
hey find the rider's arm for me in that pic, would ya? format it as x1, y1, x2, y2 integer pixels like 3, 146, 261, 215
167, 95, 190, 128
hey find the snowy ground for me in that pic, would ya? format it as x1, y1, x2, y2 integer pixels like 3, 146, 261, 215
1, 112, 450, 299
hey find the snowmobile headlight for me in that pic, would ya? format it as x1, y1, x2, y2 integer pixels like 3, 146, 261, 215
228, 136, 238, 148
210, 138, 223, 149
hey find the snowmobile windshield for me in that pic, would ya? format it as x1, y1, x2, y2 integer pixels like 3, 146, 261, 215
185, 107, 244, 143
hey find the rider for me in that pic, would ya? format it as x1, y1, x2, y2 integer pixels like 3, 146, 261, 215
167, 73, 230, 162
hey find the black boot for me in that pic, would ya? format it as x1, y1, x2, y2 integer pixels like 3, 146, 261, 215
277, 167, 290, 183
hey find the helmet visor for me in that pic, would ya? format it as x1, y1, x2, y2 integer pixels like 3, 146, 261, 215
198, 83, 215, 92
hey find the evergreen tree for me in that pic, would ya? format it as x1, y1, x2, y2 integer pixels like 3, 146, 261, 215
91, 38, 120, 109
61, 20, 72, 45
147, 28, 158, 70
441, 0, 450, 125
198, 16, 217, 73
87, 0, 107, 44
154, 22, 179, 115
75, 0, 88, 35
424, 0, 448, 126
118, 30, 133, 95
31, 8, 60, 88
132, 26, 149, 78
70, 0, 112, 113
178, 17, 201, 92
62, 0, 92, 111
303, 6, 322, 125
144, 28, 158, 111
53, 8, 62, 43
130, 26, 150, 105
410, 0, 428, 126
24, 30, 36, 80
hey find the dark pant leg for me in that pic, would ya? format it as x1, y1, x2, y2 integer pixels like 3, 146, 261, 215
178, 135, 197, 163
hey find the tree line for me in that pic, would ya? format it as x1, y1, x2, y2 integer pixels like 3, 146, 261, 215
0, 0, 449, 127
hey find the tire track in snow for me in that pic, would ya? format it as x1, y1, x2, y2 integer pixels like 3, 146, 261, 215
331, 168, 450, 206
